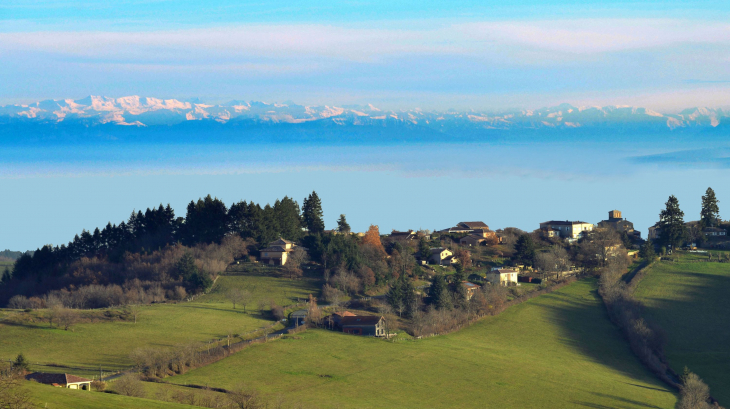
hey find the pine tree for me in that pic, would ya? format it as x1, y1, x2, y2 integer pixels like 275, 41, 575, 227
418, 236, 431, 261
337, 214, 351, 233
1, 266, 11, 284
512, 234, 536, 266
302, 191, 325, 233
12, 353, 30, 372
658, 195, 687, 249
700, 187, 720, 228
274, 197, 303, 241
639, 240, 656, 261
429, 274, 451, 310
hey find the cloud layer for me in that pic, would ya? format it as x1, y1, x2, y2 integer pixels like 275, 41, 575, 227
1, 19, 729, 109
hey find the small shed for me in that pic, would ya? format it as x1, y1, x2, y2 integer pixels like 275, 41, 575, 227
26, 373, 92, 390
290, 309, 308, 326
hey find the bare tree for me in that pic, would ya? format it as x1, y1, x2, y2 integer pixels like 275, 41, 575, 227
284, 247, 308, 279
56, 308, 79, 331
0, 367, 33, 409
227, 288, 246, 310
228, 386, 263, 409
113, 374, 146, 398
678, 371, 712, 409
321, 284, 344, 311
126, 304, 142, 324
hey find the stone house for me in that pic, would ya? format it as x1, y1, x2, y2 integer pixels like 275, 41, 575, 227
429, 247, 457, 265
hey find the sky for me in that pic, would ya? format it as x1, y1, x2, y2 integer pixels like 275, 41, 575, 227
2, 0, 730, 250
1, 0, 730, 110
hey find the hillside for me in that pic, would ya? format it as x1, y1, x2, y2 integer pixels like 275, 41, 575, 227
169, 279, 677, 409
24, 381, 201, 409
0, 264, 322, 376
634, 254, 730, 404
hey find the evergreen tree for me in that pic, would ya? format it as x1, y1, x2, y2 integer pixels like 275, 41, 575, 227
302, 191, 325, 233
183, 195, 228, 245
429, 274, 451, 310
418, 236, 431, 261
12, 353, 30, 372
639, 240, 656, 261
1, 266, 11, 284
658, 195, 687, 249
337, 214, 351, 233
274, 196, 303, 241
700, 187, 720, 228
512, 234, 536, 266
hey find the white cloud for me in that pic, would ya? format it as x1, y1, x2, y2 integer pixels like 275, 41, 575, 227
2, 19, 729, 65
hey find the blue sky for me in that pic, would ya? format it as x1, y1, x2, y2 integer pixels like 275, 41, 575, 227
2, 1, 730, 250
2, 0, 730, 109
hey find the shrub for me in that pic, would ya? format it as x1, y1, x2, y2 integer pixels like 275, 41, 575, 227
90, 379, 107, 392
113, 374, 146, 398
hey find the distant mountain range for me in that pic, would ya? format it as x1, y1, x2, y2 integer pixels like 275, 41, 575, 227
1, 96, 727, 131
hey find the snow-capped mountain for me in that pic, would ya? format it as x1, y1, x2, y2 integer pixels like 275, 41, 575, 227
0, 96, 727, 131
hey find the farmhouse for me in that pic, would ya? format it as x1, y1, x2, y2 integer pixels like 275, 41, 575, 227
340, 315, 387, 336
459, 229, 498, 247
539, 220, 593, 240
26, 373, 91, 390
429, 247, 457, 265
260, 238, 299, 266
439, 221, 490, 234
486, 268, 519, 286
703, 227, 727, 236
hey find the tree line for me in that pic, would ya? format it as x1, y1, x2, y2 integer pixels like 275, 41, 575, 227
1, 192, 326, 305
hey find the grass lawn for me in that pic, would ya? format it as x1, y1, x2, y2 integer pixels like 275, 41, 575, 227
170, 279, 677, 409
0, 300, 270, 375
633, 256, 730, 403
24, 381, 200, 409
0, 265, 321, 376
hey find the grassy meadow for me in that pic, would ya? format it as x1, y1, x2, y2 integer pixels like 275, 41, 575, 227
170, 279, 677, 409
24, 381, 200, 409
0, 264, 321, 376
634, 255, 730, 403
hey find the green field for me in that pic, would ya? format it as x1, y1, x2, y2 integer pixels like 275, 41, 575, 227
0, 301, 270, 375
23, 381, 200, 409
170, 279, 677, 409
634, 256, 730, 403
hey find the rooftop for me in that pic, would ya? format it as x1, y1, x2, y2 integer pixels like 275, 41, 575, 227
340, 315, 384, 326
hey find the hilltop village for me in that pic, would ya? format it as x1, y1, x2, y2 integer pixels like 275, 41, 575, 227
1, 188, 727, 409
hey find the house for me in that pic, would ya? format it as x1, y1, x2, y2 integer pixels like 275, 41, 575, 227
26, 373, 92, 390
703, 227, 727, 237
539, 220, 594, 240
485, 268, 519, 286
648, 223, 661, 240
439, 221, 490, 234
340, 315, 387, 336
459, 229, 498, 247
260, 238, 299, 266
429, 247, 457, 265
597, 210, 642, 240
290, 309, 308, 326
390, 230, 418, 241
329, 310, 356, 328
461, 281, 481, 300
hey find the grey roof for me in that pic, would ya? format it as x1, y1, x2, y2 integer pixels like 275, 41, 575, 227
340, 315, 383, 326
290, 309, 308, 317
541, 220, 590, 226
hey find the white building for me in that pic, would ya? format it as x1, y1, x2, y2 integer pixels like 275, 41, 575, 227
539, 220, 594, 240
486, 268, 519, 286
